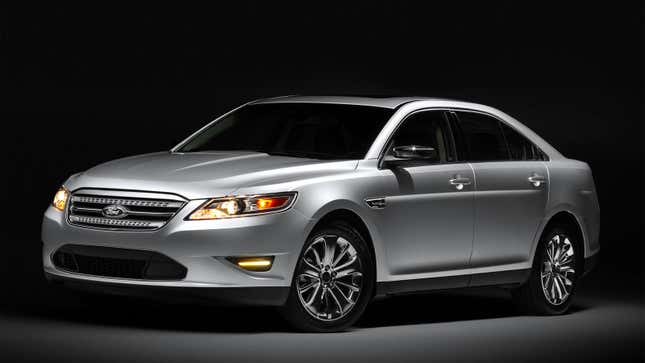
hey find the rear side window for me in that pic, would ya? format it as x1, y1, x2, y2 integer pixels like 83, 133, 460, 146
455, 111, 509, 161
499, 122, 545, 161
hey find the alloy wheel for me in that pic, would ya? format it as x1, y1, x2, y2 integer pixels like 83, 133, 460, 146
540, 234, 576, 306
296, 235, 363, 321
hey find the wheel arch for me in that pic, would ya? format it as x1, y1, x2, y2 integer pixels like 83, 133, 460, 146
532, 208, 587, 272
302, 204, 380, 296
308, 209, 376, 263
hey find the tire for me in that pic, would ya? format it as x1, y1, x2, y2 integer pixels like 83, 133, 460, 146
280, 221, 375, 332
513, 225, 580, 315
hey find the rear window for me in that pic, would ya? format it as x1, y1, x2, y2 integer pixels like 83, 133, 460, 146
499, 122, 545, 161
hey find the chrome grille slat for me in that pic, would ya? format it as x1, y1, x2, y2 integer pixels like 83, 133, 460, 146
70, 206, 175, 217
68, 192, 186, 231
71, 196, 184, 209
69, 216, 166, 229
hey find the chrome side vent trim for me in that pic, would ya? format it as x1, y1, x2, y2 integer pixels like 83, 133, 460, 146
365, 197, 387, 209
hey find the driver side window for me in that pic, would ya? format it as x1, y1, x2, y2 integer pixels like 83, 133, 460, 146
387, 110, 454, 163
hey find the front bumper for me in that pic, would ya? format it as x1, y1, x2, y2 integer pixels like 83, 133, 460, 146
45, 272, 289, 306
42, 196, 311, 303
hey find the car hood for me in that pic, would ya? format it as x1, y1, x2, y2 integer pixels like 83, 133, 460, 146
66, 151, 358, 200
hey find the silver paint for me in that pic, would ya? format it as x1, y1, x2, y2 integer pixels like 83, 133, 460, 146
42, 96, 600, 297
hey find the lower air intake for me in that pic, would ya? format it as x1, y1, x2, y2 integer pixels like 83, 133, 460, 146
52, 244, 187, 280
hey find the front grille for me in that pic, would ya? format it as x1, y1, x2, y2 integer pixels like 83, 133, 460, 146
52, 244, 187, 280
68, 193, 186, 231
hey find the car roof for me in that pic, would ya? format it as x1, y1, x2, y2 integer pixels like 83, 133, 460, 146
250, 95, 459, 109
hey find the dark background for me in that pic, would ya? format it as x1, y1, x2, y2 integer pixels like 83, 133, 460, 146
3, 2, 643, 362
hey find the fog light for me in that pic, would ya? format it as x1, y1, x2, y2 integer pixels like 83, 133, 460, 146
227, 256, 274, 271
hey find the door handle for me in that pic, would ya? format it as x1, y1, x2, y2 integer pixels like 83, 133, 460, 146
528, 173, 546, 187
449, 175, 471, 190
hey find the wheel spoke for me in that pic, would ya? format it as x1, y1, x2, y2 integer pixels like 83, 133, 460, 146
336, 268, 361, 279
554, 245, 562, 263
333, 285, 353, 303
299, 280, 319, 294
546, 244, 555, 264
320, 286, 328, 303
332, 243, 350, 268
560, 274, 573, 287
303, 256, 321, 272
336, 280, 360, 292
310, 247, 323, 268
306, 283, 321, 306
559, 244, 573, 262
301, 269, 320, 279
545, 273, 554, 291
553, 275, 564, 300
327, 287, 344, 314
322, 236, 337, 266
558, 275, 571, 297
558, 253, 573, 265
334, 255, 357, 272
541, 272, 550, 288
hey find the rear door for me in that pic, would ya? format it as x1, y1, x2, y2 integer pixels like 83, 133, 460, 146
452, 111, 548, 272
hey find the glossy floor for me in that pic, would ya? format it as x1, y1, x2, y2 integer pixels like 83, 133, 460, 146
1, 271, 642, 363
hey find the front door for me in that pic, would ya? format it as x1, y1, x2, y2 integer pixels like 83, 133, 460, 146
376, 110, 475, 280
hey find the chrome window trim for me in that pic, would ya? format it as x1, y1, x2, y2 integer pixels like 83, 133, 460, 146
448, 108, 550, 163
365, 100, 561, 161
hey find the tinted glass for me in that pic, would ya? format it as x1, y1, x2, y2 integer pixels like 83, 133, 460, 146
500, 122, 542, 160
179, 103, 394, 159
456, 112, 509, 161
388, 111, 452, 163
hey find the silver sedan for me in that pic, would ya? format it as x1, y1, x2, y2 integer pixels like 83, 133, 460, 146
42, 96, 600, 332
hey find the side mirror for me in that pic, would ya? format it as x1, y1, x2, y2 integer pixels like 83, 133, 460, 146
392, 145, 438, 160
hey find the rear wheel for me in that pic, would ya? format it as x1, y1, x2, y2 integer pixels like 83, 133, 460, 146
513, 226, 579, 314
280, 222, 374, 332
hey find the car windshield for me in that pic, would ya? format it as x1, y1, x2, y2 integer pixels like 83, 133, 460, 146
177, 103, 394, 159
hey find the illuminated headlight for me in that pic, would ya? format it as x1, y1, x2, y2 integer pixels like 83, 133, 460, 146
187, 192, 297, 220
52, 186, 69, 211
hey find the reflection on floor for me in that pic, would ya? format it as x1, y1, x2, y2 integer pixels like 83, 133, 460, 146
0, 269, 642, 363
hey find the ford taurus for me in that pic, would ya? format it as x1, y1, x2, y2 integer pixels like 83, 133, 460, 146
42, 96, 600, 332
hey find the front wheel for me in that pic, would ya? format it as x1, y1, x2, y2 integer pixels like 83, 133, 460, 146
280, 222, 374, 332
513, 226, 579, 314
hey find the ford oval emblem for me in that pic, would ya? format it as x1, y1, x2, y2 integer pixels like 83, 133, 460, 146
102, 205, 128, 219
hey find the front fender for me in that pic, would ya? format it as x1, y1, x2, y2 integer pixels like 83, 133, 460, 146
301, 198, 389, 282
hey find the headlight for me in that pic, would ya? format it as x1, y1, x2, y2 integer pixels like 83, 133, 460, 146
187, 192, 297, 220
52, 186, 69, 211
